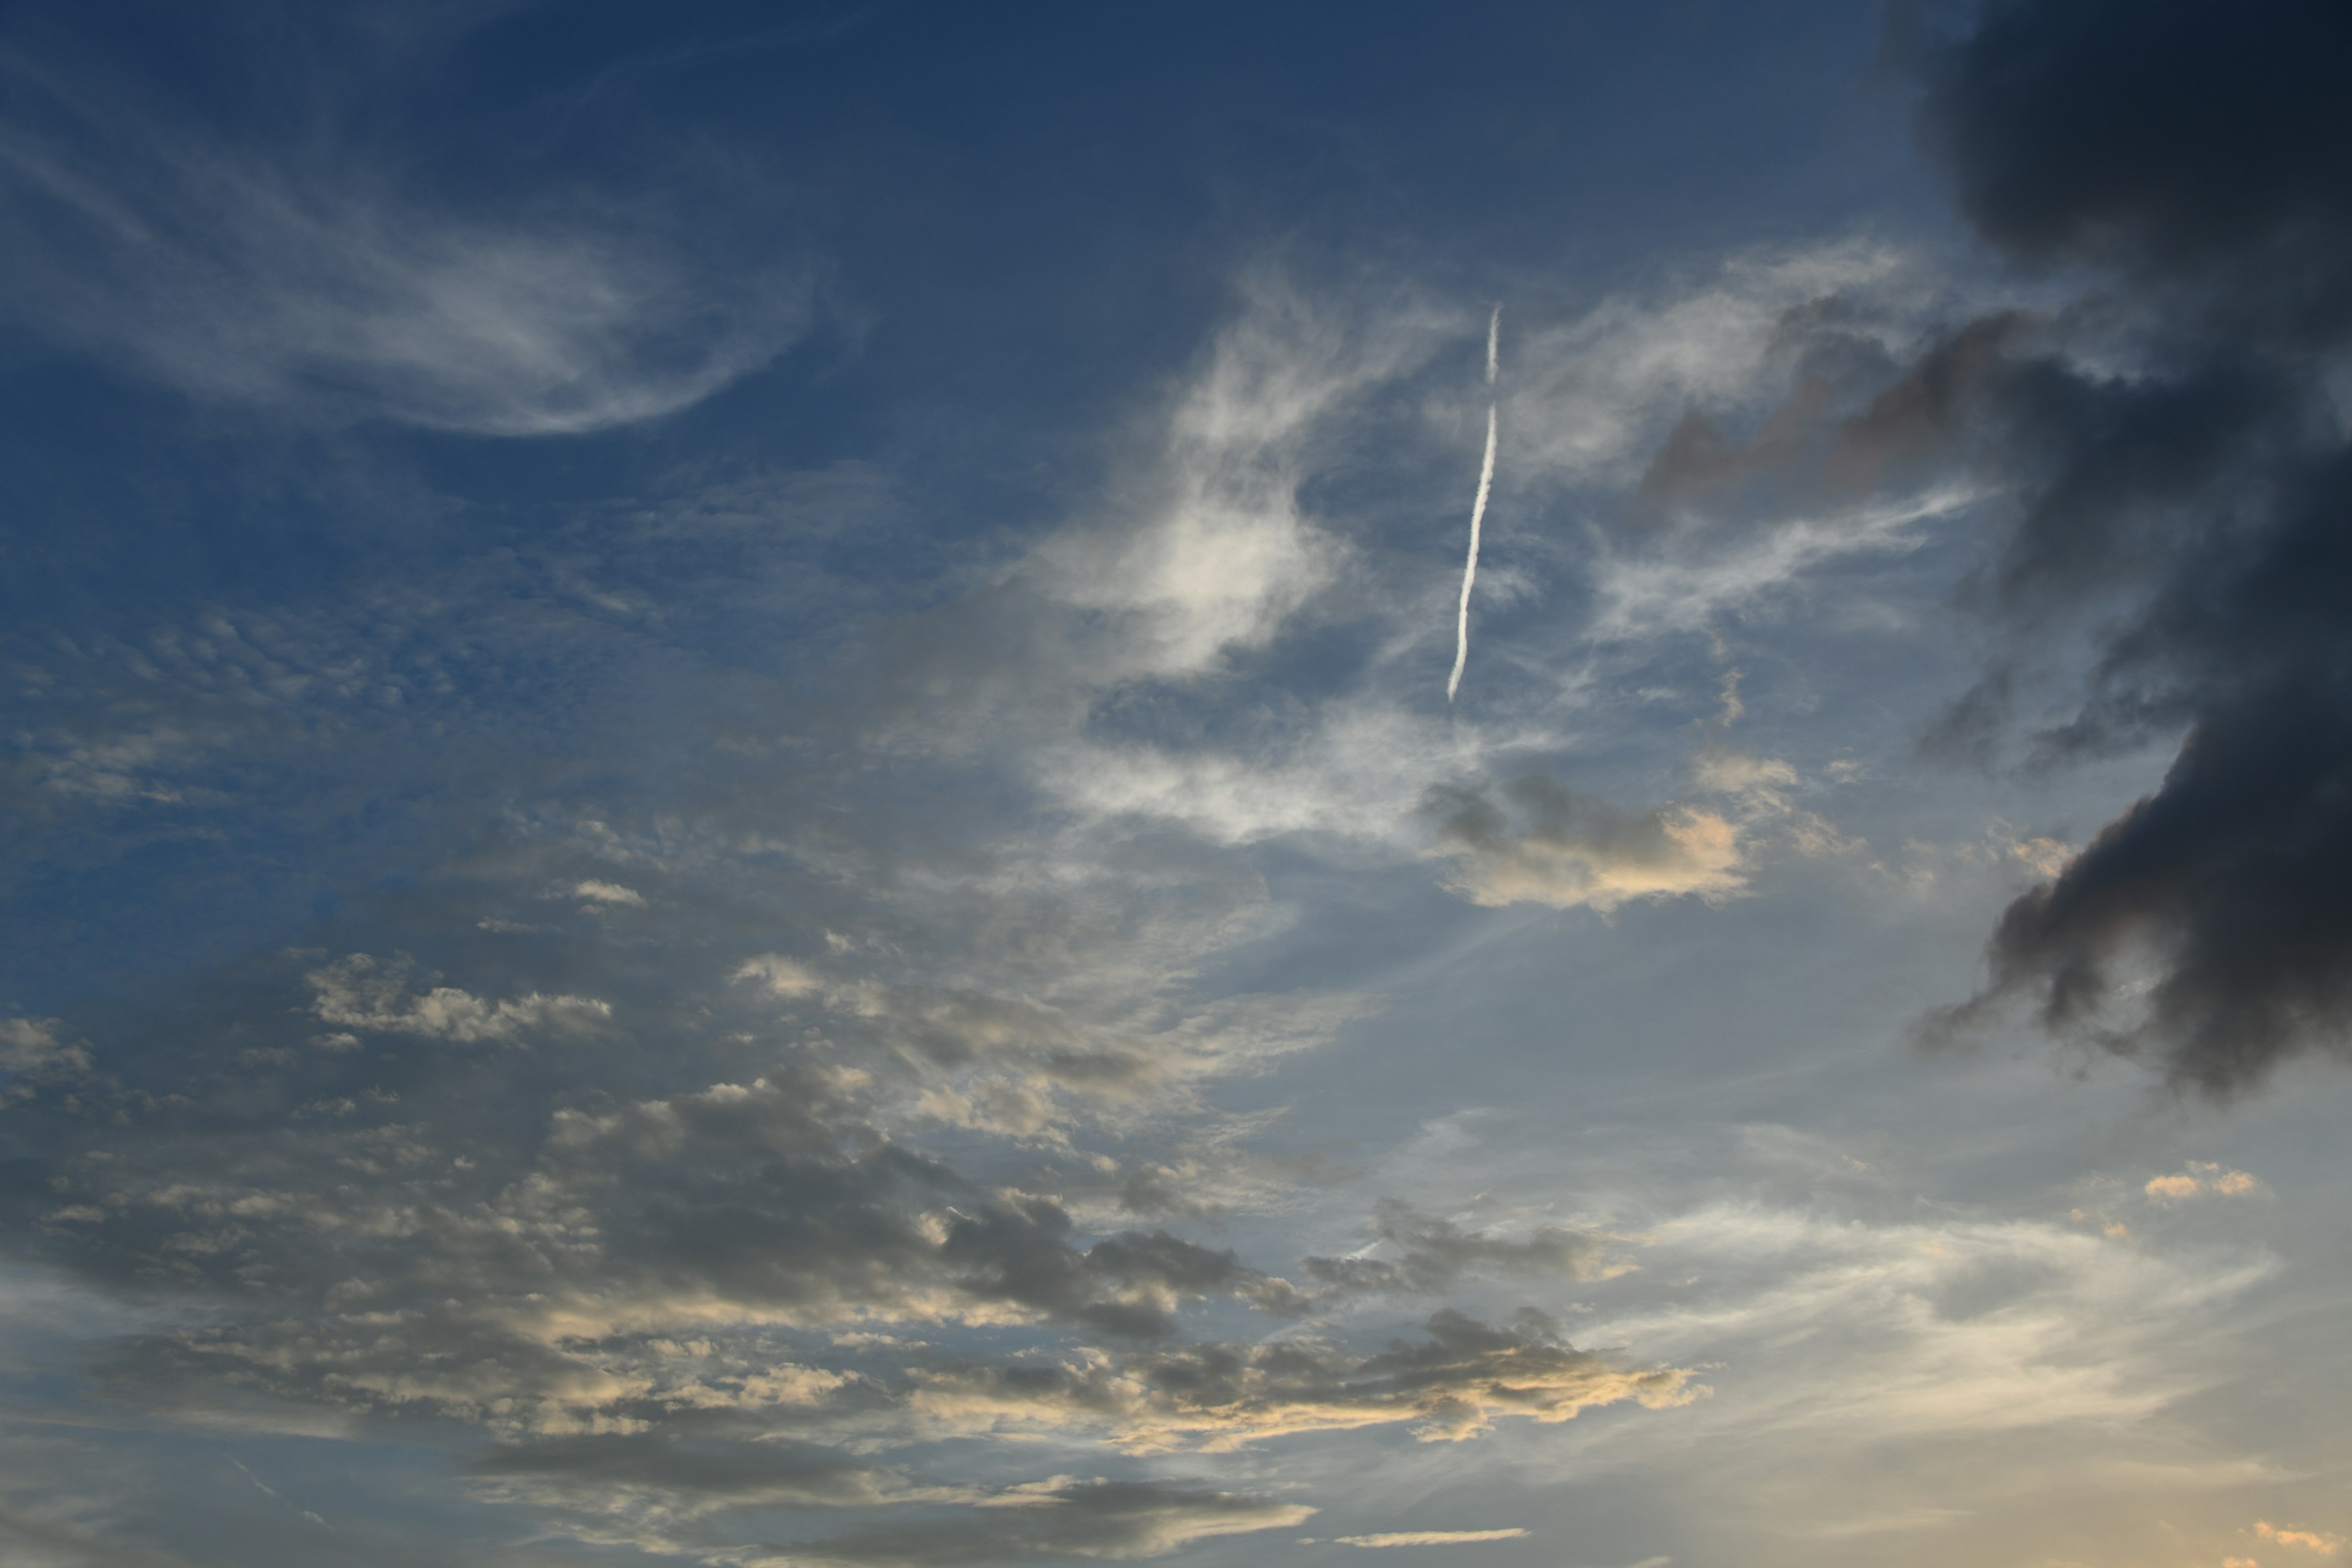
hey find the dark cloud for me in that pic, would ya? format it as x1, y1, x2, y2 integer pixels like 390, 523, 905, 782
941, 1196, 1302, 1339
1907, 0, 2352, 1091
1923, 0, 2352, 331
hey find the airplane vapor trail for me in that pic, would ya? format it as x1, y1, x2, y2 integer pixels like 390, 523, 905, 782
1447, 306, 1501, 703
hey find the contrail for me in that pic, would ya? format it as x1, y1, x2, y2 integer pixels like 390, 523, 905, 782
1447, 306, 1501, 703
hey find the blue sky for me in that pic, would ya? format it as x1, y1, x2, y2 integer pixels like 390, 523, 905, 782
4, 4, 2351, 1566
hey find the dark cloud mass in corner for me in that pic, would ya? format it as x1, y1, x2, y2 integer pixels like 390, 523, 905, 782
1917, 0, 2352, 1091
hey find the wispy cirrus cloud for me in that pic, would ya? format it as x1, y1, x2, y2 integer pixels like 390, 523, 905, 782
1333, 1528, 1529, 1548
0, 49, 813, 435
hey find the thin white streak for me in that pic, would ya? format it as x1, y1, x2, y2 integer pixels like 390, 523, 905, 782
1446, 307, 1502, 701
1447, 381, 1499, 702
231, 1459, 333, 1531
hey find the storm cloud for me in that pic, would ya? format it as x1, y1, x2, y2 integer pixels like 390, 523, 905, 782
1913, 0, 2352, 1091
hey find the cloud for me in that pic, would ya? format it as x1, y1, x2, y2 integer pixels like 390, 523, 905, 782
1506, 239, 1931, 492
466, 1436, 984, 1555
1033, 274, 1442, 684
2256, 1521, 2346, 1555
1589, 1192, 2271, 1448
1424, 772, 1746, 913
0, 233, 2028, 1564
304, 952, 610, 1043
1586, 485, 1971, 644
737, 1480, 1316, 1567
1302, 1199, 1610, 1297
1920, 0, 2352, 300
1907, 0, 2352, 1090
0, 1019, 89, 1080
2143, 1164, 2261, 1204
1334, 1529, 1529, 1548
0, 48, 810, 434
910, 1310, 1693, 1452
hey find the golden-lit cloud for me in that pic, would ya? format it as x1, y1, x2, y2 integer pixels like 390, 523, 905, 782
2145, 1163, 2263, 1203
2257, 1521, 2346, 1554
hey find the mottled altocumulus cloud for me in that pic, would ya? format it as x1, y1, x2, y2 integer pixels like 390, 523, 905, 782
908, 1309, 1692, 1452
0, 233, 1985, 1556
0, 258, 1711, 1553
1907, 0, 2352, 1091
21, 16, 2338, 1560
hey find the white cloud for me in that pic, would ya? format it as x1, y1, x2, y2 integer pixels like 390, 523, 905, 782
0, 60, 809, 434
0, 1019, 89, 1078
1036, 276, 1444, 681
305, 953, 609, 1042
1506, 238, 1931, 489
2144, 1163, 2263, 1203
1586, 485, 1975, 644
1591, 1199, 2272, 1444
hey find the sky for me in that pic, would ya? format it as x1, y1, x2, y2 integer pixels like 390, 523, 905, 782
2, 2, 2351, 1566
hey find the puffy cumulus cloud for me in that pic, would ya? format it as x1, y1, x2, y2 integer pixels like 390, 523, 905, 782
1302, 1199, 1615, 1297
2143, 1164, 2262, 1204
1332, 1529, 1528, 1548
0, 44, 809, 434
733, 1479, 1316, 1567
909, 1310, 1693, 1452
305, 952, 611, 1044
1900, 0, 2352, 1091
